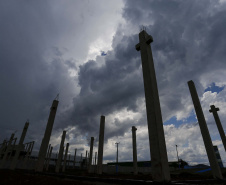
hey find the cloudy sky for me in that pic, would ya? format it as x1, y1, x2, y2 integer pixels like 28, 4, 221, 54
1, 0, 226, 166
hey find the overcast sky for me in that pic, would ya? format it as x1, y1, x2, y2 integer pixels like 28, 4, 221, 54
1, 0, 226, 166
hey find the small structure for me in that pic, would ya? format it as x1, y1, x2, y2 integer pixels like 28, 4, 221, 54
0, 133, 15, 168
88, 137, 94, 173
46, 146, 53, 171
55, 130, 66, 173
74, 149, 77, 168
62, 143, 69, 172
213, 145, 224, 168
10, 121, 29, 170
209, 105, 226, 152
97, 116, 105, 174
132, 126, 138, 175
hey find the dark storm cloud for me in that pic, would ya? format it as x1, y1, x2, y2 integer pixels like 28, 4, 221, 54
122, 0, 226, 119
0, 0, 124, 153
0, 1, 76, 145
67, 33, 145, 139
68, 0, 226, 142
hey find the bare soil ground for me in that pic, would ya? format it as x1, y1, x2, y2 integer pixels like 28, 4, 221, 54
1, 168, 226, 185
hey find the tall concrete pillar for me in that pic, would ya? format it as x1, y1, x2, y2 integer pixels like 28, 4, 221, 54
209, 105, 226, 152
97, 115, 105, 174
0, 140, 7, 155
36, 98, 59, 172
188, 80, 222, 179
62, 143, 69, 172
68, 154, 71, 167
23, 142, 32, 169
88, 137, 94, 173
46, 146, 53, 171
95, 152, 97, 165
136, 30, 170, 182
10, 121, 29, 170
29, 141, 35, 159
85, 150, 88, 167
47, 144, 51, 158
74, 148, 77, 168
44, 144, 51, 167
9, 138, 17, 160
13, 138, 17, 146
55, 130, 66, 173
132, 126, 138, 175
80, 153, 83, 168
0, 133, 15, 168
213, 145, 224, 168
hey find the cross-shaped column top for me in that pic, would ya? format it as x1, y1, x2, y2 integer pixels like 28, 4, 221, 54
209, 105, 220, 113
132, 126, 137, 131
135, 30, 153, 51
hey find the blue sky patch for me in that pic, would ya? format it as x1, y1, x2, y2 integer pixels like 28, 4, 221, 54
101, 51, 107, 56
164, 111, 197, 127
164, 116, 183, 127
204, 83, 224, 94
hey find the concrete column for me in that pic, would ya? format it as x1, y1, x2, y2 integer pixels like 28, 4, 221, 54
13, 138, 17, 146
88, 137, 94, 173
36, 99, 59, 172
10, 121, 29, 170
0, 133, 15, 168
9, 138, 17, 160
47, 144, 51, 158
55, 152, 58, 165
97, 115, 105, 174
209, 105, 226, 152
95, 152, 97, 165
45, 144, 51, 167
213, 145, 224, 168
85, 150, 88, 168
132, 126, 138, 175
55, 130, 66, 173
0, 140, 7, 155
46, 146, 53, 171
136, 30, 170, 182
28, 141, 35, 159
25, 144, 29, 151
62, 143, 69, 172
188, 80, 222, 179
74, 148, 77, 168
23, 142, 32, 169
68, 154, 71, 167
80, 153, 83, 168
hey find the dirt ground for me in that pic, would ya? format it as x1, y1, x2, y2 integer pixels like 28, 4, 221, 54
0, 170, 93, 185
1, 168, 226, 185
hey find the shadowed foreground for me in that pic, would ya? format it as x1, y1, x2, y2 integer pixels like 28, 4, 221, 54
1, 168, 226, 185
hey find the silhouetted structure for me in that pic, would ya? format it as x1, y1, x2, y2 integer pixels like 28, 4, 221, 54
74, 148, 77, 168
136, 30, 170, 182
213, 145, 224, 168
55, 130, 66, 173
132, 126, 138, 175
188, 80, 222, 179
46, 146, 53, 171
209, 105, 226, 152
10, 121, 29, 170
97, 116, 105, 174
88, 137, 94, 173
36, 98, 59, 172
62, 143, 69, 172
